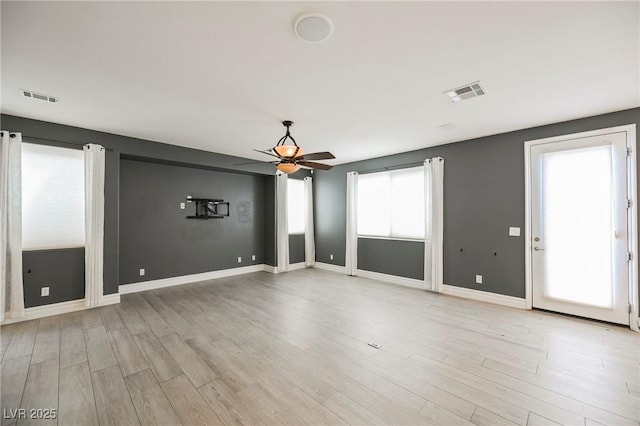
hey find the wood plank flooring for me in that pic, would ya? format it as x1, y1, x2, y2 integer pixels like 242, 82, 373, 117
1, 268, 638, 425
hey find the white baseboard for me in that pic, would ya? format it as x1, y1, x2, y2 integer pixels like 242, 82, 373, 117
2, 293, 121, 325
356, 269, 424, 290
313, 262, 346, 274
263, 263, 310, 274
102, 293, 121, 306
288, 262, 307, 271
263, 264, 278, 274
119, 264, 266, 295
442, 284, 527, 309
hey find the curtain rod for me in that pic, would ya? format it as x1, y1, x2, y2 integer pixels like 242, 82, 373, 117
358, 160, 426, 175
22, 135, 114, 151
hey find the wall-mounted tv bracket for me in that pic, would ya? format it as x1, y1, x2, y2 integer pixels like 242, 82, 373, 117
186, 198, 230, 219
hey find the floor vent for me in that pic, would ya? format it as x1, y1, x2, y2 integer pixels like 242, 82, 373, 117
445, 81, 487, 103
20, 89, 59, 103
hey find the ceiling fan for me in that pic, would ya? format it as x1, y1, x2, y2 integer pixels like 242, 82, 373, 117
247, 121, 335, 174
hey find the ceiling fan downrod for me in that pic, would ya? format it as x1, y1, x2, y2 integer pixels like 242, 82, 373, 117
274, 120, 303, 158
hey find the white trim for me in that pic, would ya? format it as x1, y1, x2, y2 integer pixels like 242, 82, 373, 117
357, 235, 425, 243
524, 135, 533, 310
313, 262, 347, 274
356, 269, 424, 290
524, 124, 638, 330
288, 262, 307, 271
442, 284, 527, 310
626, 126, 638, 332
101, 293, 121, 305
119, 264, 265, 294
262, 264, 278, 274
1, 293, 120, 325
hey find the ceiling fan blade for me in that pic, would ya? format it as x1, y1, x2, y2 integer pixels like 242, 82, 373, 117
297, 151, 335, 161
298, 161, 333, 171
253, 148, 281, 159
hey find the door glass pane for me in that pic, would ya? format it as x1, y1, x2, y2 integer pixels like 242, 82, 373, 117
541, 145, 613, 308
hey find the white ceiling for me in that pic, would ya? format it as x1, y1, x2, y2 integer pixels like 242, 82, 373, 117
1, 1, 639, 165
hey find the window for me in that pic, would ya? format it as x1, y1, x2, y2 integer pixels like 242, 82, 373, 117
357, 167, 425, 239
287, 178, 305, 234
22, 143, 85, 250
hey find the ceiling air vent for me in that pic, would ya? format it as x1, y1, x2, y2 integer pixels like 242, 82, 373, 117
20, 89, 59, 103
445, 81, 487, 103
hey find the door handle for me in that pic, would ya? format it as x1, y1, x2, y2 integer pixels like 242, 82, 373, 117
534, 246, 544, 251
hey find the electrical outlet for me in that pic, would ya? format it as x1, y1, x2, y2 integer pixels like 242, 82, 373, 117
139, 268, 145, 276
330, 254, 334, 260
252, 254, 256, 261
41, 287, 49, 297
237, 257, 242, 263
180, 202, 185, 210
475, 275, 483, 284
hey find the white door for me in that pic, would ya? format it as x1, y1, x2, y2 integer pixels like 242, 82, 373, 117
530, 131, 629, 325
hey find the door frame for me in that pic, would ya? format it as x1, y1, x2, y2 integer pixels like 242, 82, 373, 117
524, 124, 638, 331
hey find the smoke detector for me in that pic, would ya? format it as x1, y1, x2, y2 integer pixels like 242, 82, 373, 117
294, 13, 333, 42
20, 89, 59, 103
445, 81, 487, 103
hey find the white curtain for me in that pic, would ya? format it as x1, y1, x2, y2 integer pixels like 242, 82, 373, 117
0, 131, 24, 321
84, 144, 105, 308
424, 157, 445, 292
276, 172, 289, 273
345, 172, 358, 276
304, 176, 315, 266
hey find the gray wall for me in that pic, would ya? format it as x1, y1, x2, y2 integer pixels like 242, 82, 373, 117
119, 159, 264, 284
314, 107, 640, 298
289, 235, 305, 265
358, 239, 424, 280
1, 114, 278, 304
23, 248, 84, 307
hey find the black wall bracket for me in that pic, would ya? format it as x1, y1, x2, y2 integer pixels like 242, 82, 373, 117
186, 198, 230, 219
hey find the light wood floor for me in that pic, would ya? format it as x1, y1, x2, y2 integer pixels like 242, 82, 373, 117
1, 268, 639, 426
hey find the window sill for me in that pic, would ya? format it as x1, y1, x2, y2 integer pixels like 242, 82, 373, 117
357, 235, 427, 243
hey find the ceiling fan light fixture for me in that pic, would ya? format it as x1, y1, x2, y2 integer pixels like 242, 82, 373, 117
250, 120, 334, 174
276, 163, 301, 174
274, 145, 304, 158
